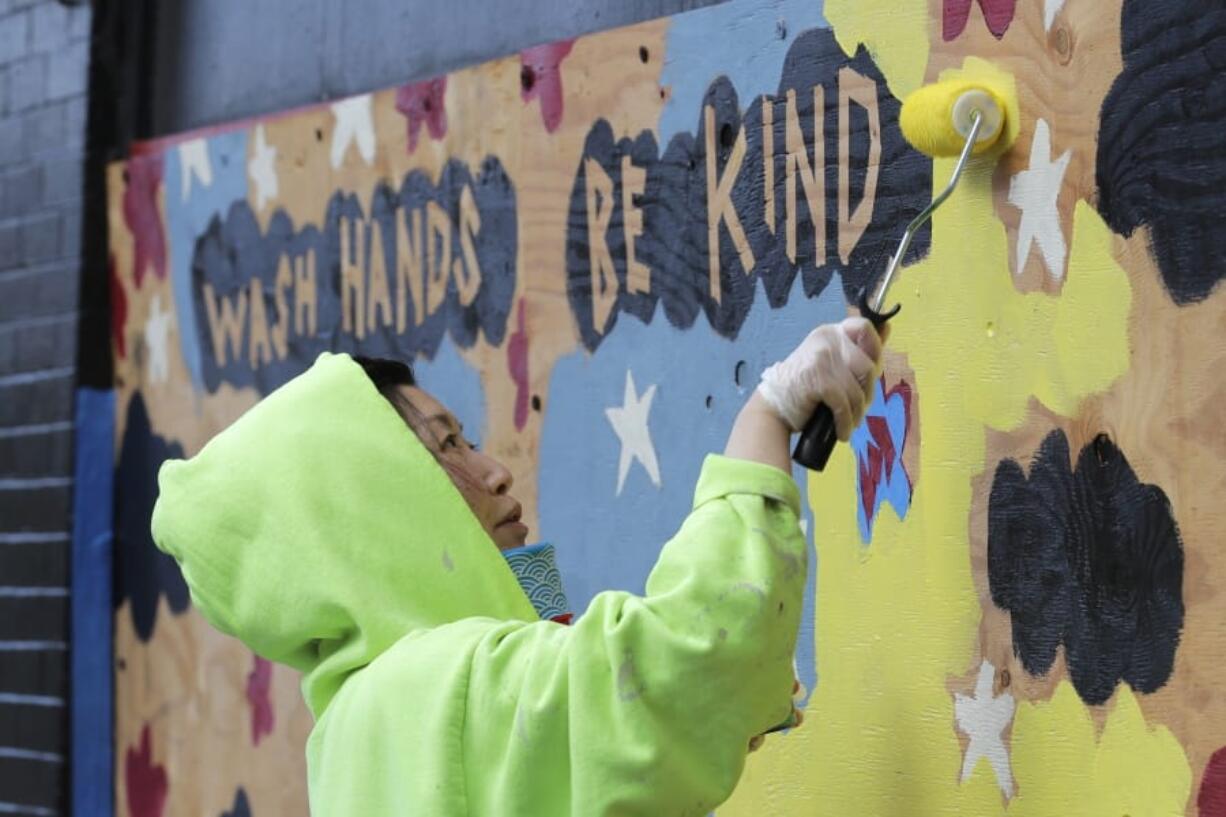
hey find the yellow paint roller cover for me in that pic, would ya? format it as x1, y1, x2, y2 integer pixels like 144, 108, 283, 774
900, 80, 1015, 157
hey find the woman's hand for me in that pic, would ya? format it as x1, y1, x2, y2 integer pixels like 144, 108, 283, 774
757, 317, 886, 440
748, 678, 807, 753
724, 318, 887, 473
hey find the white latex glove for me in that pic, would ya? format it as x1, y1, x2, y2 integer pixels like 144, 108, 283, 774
756, 317, 884, 440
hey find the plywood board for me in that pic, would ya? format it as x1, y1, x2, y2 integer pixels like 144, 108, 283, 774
106, 0, 1226, 813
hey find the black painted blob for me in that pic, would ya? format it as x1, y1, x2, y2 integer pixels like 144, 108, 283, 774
565, 28, 932, 351
1096, 0, 1226, 304
192, 157, 518, 396
113, 393, 190, 641
220, 788, 251, 817
988, 430, 1184, 706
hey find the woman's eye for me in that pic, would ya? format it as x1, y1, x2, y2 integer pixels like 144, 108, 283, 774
442, 434, 459, 449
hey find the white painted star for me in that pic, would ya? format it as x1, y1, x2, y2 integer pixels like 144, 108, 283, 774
144, 294, 175, 384
178, 138, 214, 201
248, 125, 279, 211
1008, 119, 1072, 282
605, 370, 661, 496
330, 95, 377, 169
954, 660, 1016, 799
1044, 0, 1066, 31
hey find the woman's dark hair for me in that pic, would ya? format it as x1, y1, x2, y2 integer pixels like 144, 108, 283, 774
354, 355, 415, 394
354, 355, 417, 417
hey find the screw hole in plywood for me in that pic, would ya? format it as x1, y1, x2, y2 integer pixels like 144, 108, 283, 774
719, 122, 735, 151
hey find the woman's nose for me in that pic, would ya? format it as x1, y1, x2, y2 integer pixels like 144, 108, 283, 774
479, 451, 513, 495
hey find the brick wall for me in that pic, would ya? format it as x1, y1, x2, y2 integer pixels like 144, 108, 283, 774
0, 1, 92, 814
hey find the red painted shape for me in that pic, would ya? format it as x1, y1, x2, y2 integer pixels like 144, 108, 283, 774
520, 40, 575, 133
867, 415, 895, 482
508, 299, 530, 431
1201, 746, 1226, 817
246, 655, 275, 746
858, 443, 884, 523
887, 378, 914, 489
122, 153, 167, 288
943, 0, 1016, 40
125, 724, 168, 817
856, 376, 917, 529
109, 254, 128, 358
394, 77, 449, 153
551, 613, 574, 626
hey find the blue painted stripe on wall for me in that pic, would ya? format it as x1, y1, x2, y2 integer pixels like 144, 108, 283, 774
70, 388, 115, 817
658, 0, 828, 141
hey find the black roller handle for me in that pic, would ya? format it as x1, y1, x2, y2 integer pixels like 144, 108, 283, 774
791, 288, 900, 471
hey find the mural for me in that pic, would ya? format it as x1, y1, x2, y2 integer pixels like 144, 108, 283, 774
104, 0, 1226, 813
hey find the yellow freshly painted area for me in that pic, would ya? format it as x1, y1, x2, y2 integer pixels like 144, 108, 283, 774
721, 87, 1189, 812
823, 0, 930, 99
1007, 684, 1191, 814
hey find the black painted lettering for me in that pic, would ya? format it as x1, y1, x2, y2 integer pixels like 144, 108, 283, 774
247, 276, 273, 368
763, 96, 776, 235
785, 86, 826, 266
294, 251, 317, 339
621, 156, 649, 296
367, 217, 395, 331
202, 282, 247, 368
563, 29, 931, 352
340, 216, 366, 339
425, 201, 450, 318
705, 104, 754, 303
456, 185, 483, 307
584, 157, 618, 333
272, 255, 291, 359
395, 209, 424, 332
838, 66, 880, 265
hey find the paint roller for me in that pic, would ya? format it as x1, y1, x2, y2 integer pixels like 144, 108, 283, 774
791, 79, 1017, 471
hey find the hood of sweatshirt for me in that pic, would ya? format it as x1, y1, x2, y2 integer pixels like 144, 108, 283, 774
151, 352, 537, 716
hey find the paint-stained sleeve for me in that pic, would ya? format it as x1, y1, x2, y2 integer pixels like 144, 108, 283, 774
463, 454, 807, 816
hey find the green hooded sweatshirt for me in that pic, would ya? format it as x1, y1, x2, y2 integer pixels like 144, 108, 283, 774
152, 352, 806, 816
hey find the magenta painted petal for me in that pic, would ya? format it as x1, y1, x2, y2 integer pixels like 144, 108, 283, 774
123, 153, 167, 288
943, 0, 974, 40
395, 77, 449, 153
508, 299, 530, 431
979, 0, 1018, 38
520, 40, 575, 133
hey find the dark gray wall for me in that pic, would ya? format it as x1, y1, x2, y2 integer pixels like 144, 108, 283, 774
149, 0, 727, 135
0, 1, 92, 814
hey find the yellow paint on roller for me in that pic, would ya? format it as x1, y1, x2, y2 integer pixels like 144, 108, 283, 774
901, 82, 1005, 156
721, 168, 1188, 812
900, 59, 1020, 157
823, 0, 929, 100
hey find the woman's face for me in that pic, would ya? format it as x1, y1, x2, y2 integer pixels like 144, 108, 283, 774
396, 385, 529, 551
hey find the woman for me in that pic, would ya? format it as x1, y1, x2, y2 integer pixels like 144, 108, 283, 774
152, 317, 883, 816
